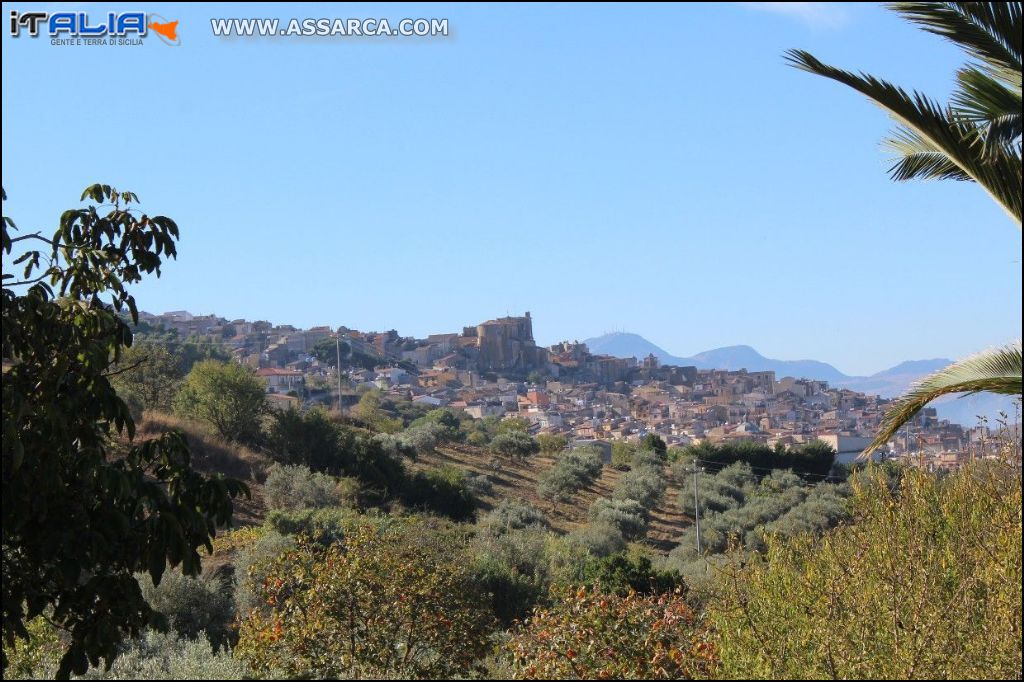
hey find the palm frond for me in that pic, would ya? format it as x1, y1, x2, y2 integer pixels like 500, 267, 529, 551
983, 114, 1024, 153
954, 67, 1023, 122
865, 341, 1023, 455
888, 2, 1022, 78
885, 129, 973, 180
952, 66, 1022, 154
785, 49, 1022, 225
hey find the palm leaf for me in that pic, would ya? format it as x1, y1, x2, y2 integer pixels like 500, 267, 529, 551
953, 67, 1023, 123
952, 66, 1022, 154
885, 128, 973, 180
865, 341, 1023, 455
785, 49, 1023, 225
888, 2, 1022, 78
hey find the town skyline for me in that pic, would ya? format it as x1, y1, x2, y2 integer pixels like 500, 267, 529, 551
138, 303, 955, 378
135, 305, 1016, 428
131, 307, 1003, 471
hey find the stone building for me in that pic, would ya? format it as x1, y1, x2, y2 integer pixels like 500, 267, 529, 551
468, 312, 548, 373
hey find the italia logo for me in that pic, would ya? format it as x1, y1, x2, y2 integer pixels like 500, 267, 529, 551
9, 11, 181, 45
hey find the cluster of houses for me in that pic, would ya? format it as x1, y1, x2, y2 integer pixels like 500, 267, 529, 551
139, 310, 1007, 468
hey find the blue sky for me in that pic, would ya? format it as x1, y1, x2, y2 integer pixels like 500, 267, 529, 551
2, 2, 1020, 376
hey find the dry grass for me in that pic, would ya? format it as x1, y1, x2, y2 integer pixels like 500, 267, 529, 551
134, 411, 273, 528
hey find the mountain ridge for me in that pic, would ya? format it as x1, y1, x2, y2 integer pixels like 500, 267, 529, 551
583, 332, 1011, 427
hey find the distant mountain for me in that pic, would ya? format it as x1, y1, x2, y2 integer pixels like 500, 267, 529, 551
583, 332, 1015, 427
833, 359, 951, 397
687, 346, 849, 383
585, 333, 847, 382
871, 359, 952, 378
583, 333, 676, 365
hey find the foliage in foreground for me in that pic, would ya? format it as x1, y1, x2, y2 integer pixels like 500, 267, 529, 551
137, 569, 235, 651
78, 630, 249, 680
708, 460, 1023, 679
505, 586, 718, 679
236, 516, 495, 679
2, 185, 246, 678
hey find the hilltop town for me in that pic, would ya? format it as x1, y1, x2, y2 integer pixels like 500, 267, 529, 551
135, 309, 1003, 470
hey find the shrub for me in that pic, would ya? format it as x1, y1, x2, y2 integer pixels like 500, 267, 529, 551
716, 461, 757, 490
763, 483, 849, 539
466, 430, 489, 447
464, 472, 494, 498
408, 408, 464, 443
565, 448, 604, 479
403, 465, 478, 521
536, 433, 568, 454
174, 360, 267, 444
583, 550, 685, 596
612, 466, 666, 510
262, 463, 346, 511
611, 441, 637, 469
211, 526, 266, 555
372, 432, 417, 461
537, 466, 583, 504
477, 500, 549, 538
233, 531, 296, 617
266, 408, 408, 503
470, 525, 553, 625
537, 449, 603, 504
666, 446, 689, 463
707, 461, 1022, 679
236, 517, 495, 679
264, 507, 359, 542
640, 433, 668, 458
398, 422, 443, 453
2, 616, 63, 680
666, 466, 849, 577
588, 498, 648, 540
505, 586, 718, 679
490, 431, 540, 460
569, 520, 627, 558
496, 417, 532, 435
138, 570, 235, 651
79, 630, 250, 680
631, 448, 666, 471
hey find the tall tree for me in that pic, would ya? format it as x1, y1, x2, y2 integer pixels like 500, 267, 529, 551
174, 360, 268, 444
109, 343, 183, 416
786, 2, 1022, 450
2, 185, 247, 678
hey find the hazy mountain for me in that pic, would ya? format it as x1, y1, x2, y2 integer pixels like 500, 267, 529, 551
583, 332, 1015, 427
585, 333, 847, 382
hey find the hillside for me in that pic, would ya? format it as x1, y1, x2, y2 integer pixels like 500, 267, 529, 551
135, 412, 274, 528
134, 412, 692, 554
414, 443, 691, 553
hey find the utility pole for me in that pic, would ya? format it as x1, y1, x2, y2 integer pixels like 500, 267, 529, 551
342, 329, 350, 409
692, 463, 703, 553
